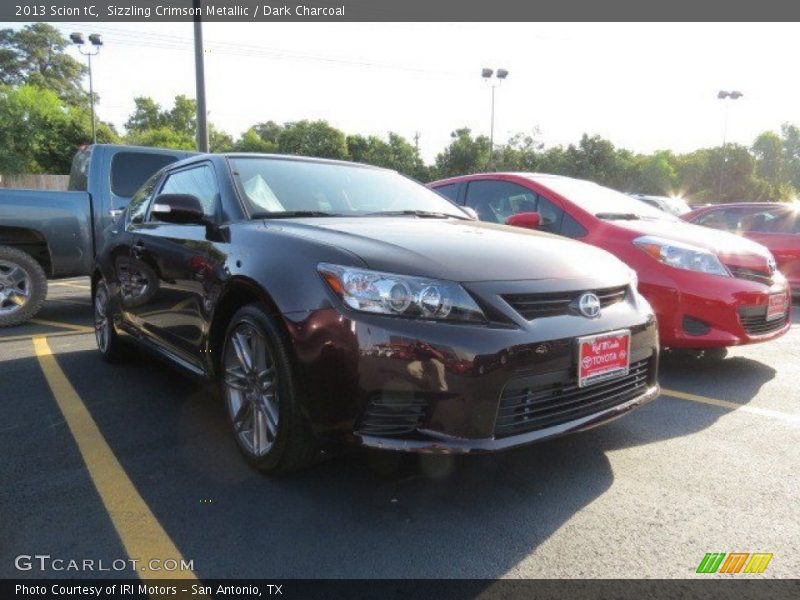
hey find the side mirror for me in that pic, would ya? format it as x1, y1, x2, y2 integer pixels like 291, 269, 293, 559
150, 194, 205, 224
505, 211, 541, 230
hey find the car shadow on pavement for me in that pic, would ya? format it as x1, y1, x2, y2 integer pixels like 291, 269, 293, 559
8, 346, 616, 579
9, 337, 779, 580
659, 351, 777, 404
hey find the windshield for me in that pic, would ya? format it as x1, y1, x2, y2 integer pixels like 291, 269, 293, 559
229, 157, 467, 219
532, 176, 675, 221
665, 197, 692, 215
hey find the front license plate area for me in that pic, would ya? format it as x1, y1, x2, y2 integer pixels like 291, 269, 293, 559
577, 330, 631, 388
766, 293, 788, 322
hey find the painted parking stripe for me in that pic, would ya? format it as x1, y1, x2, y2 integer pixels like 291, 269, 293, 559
0, 329, 92, 344
661, 388, 800, 426
30, 318, 94, 333
32, 336, 198, 582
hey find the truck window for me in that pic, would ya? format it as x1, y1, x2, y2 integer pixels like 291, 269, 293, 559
111, 152, 179, 198
68, 146, 92, 191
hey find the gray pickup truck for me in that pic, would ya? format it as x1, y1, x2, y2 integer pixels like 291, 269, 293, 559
0, 144, 194, 326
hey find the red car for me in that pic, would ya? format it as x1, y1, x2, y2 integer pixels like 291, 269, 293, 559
682, 202, 800, 299
429, 173, 791, 351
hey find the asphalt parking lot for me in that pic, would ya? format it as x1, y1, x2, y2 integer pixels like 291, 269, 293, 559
1, 278, 798, 580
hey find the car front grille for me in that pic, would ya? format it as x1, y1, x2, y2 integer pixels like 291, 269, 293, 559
358, 392, 428, 437
727, 265, 773, 286
737, 306, 788, 336
494, 358, 651, 438
502, 285, 628, 321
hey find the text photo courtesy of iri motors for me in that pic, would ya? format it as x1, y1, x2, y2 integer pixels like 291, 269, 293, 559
0, 3, 799, 600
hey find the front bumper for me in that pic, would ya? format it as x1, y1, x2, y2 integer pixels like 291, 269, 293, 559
284, 284, 659, 452
358, 384, 660, 454
640, 270, 791, 348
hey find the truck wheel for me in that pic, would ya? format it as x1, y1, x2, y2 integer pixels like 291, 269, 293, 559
0, 245, 47, 327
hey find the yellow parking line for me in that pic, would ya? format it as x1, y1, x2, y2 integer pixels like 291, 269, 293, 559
32, 337, 197, 581
661, 388, 800, 426
0, 329, 93, 344
30, 318, 94, 333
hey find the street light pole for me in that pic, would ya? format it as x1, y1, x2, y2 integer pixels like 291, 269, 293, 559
716, 90, 743, 199
193, 0, 209, 152
70, 32, 103, 144
481, 68, 509, 169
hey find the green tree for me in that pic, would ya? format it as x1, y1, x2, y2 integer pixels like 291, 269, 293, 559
434, 128, 491, 179
233, 121, 282, 152
346, 132, 427, 179
752, 131, 790, 198
0, 24, 87, 107
561, 134, 634, 188
125, 126, 194, 151
0, 84, 116, 174
123, 94, 232, 152
629, 151, 679, 195
277, 120, 348, 159
124, 96, 163, 132
209, 125, 234, 152
493, 131, 542, 172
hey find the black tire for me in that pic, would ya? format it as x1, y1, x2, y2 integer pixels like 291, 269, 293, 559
702, 347, 728, 361
220, 303, 318, 474
94, 277, 128, 363
0, 245, 47, 327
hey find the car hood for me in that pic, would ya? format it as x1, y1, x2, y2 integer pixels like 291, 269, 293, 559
610, 218, 773, 263
264, 217, 631, 284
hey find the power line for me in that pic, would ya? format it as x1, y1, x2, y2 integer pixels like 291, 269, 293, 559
57, 23, 467, 78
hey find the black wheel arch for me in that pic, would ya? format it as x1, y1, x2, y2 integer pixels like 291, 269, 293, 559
0, 227, 52, 276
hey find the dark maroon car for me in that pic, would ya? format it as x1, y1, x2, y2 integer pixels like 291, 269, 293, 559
93, 154, 659, 473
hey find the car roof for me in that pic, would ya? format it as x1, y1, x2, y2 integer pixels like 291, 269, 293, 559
431, 172, 587, 186
694, 202, 794, 211
164, 152, 389, 172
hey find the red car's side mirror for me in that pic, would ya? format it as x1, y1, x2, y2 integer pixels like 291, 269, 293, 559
506, 212, 541, 230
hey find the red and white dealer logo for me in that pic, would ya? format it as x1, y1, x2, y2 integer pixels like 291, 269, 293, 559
578, 331, 631, 387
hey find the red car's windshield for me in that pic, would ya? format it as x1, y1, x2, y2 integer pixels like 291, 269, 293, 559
530, 176, 675, 222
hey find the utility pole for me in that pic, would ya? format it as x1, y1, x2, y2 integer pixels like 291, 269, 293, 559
193, 0, 209, 152
70, 33, 103, 144
716, 90, 743, 199
481, 68, 509, 169
413, 131, 420, 152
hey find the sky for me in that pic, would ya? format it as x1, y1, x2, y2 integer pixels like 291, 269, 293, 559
22, 22, 800, 162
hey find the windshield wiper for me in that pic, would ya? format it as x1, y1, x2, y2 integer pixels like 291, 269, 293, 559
252, 210, 341, 219
365, 209, 468, 220
595, 212, 642, 220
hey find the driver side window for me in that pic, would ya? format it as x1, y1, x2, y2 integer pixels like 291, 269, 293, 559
127, 173, 161, 226
464, 180, 584, 237
154, 164, 220, 221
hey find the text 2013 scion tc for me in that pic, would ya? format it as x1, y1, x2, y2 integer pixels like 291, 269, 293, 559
93, 154, 659, 473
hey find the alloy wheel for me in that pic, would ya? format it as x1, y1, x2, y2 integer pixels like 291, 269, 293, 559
94, 282, 110, 353
223, 322, 280, 457
0, 260, 30, 315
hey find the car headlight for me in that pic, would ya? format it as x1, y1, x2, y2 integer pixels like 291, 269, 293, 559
318, 263, 486, 322
633, 235, 730, 277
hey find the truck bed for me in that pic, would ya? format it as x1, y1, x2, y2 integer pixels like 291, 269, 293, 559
0, 188, 93, 278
